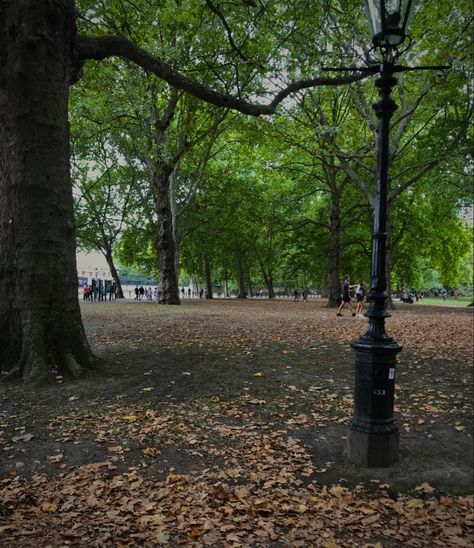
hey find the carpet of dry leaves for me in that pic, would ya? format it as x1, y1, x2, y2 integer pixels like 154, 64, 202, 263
1, 298, 472, 547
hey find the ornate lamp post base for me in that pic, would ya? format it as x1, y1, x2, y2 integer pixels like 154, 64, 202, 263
347, 339, 402, 467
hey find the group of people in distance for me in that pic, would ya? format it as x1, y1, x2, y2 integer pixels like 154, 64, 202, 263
292, 288, 310, 302
337, 276, 366, 318
135, 286, 155, 301
133, 286, 205, 301
82, 283, 116, 302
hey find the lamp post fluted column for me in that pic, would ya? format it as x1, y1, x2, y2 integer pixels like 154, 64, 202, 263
347, 62, 402, 467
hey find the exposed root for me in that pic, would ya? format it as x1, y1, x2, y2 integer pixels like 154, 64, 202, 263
1, 341, 99, 386
1, 352, 26, 383
23, 357, 53, 388
1, 365, 21, 383
62, 351, 84, 379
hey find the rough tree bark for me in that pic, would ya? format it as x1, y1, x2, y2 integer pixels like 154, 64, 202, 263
154, 170, 180, 304
0, 0, 96, 385
327, 191, 342, 307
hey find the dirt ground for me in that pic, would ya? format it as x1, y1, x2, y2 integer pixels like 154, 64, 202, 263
1, 298, 473, 547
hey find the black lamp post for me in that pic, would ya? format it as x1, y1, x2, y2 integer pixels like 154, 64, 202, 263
346, 0, 414, 467
322, 0, 448, 468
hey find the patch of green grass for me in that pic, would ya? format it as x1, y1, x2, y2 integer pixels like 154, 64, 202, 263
418, 297, 472, 307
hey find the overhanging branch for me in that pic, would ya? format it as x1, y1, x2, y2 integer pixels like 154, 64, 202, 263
76, 35, 370, 117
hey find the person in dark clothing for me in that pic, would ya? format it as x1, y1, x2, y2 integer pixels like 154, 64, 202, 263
139, 286, 145, 300
337, 275, 356, 317
134, 286, 139, 300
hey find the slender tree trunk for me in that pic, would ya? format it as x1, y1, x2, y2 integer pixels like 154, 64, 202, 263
203, 258, 213, 299
236, 255, 247, 299
327, 192, 342, 307
0, 0, 96, 385
169, 167, 180, 280
247, 271, 254, 298
104, 250, 124, 298
154, 170, 180, 304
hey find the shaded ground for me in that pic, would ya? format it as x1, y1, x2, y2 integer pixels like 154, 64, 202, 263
1, 299, 473, 546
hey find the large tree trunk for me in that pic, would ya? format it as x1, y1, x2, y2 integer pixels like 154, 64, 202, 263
327, 193, 342, 307
154, 170, 180, 304
104, 249, 124, 298
0, 0, 96, 385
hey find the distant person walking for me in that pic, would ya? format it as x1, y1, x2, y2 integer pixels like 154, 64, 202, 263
134, 286, 139, 300
139, 286, 145, 300
293, 289, 300, 302
355, 280, 366, 317
337, 275, 356, 317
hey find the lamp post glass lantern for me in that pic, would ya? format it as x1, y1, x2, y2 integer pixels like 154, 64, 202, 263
346, 0, 415, 468
366, 0, 413, 48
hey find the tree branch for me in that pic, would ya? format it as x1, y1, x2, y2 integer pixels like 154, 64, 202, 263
205, 0, 251, 64
76, 35, 370, 117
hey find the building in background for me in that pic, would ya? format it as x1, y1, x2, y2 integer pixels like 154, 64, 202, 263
76, 251, 113, 298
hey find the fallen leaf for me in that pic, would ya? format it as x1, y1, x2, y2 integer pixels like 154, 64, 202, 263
188, 529, 203, 538
47, 453, 64, 463
122, 415, 139, 422
415, 482, 435, 494
41, 502, 58, 513
143, 447, 159, 457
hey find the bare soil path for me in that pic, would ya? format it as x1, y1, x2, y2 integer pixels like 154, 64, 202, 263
1, 299, 472, 546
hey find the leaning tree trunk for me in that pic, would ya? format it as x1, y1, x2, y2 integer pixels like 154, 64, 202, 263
327, 194, 342, 307
259, 261, 275, 299
104, 249, 124, 298
154, 170, 180, 304
0, 0, 96, 385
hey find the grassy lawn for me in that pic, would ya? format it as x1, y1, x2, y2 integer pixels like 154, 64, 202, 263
416, 296, 472, 307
